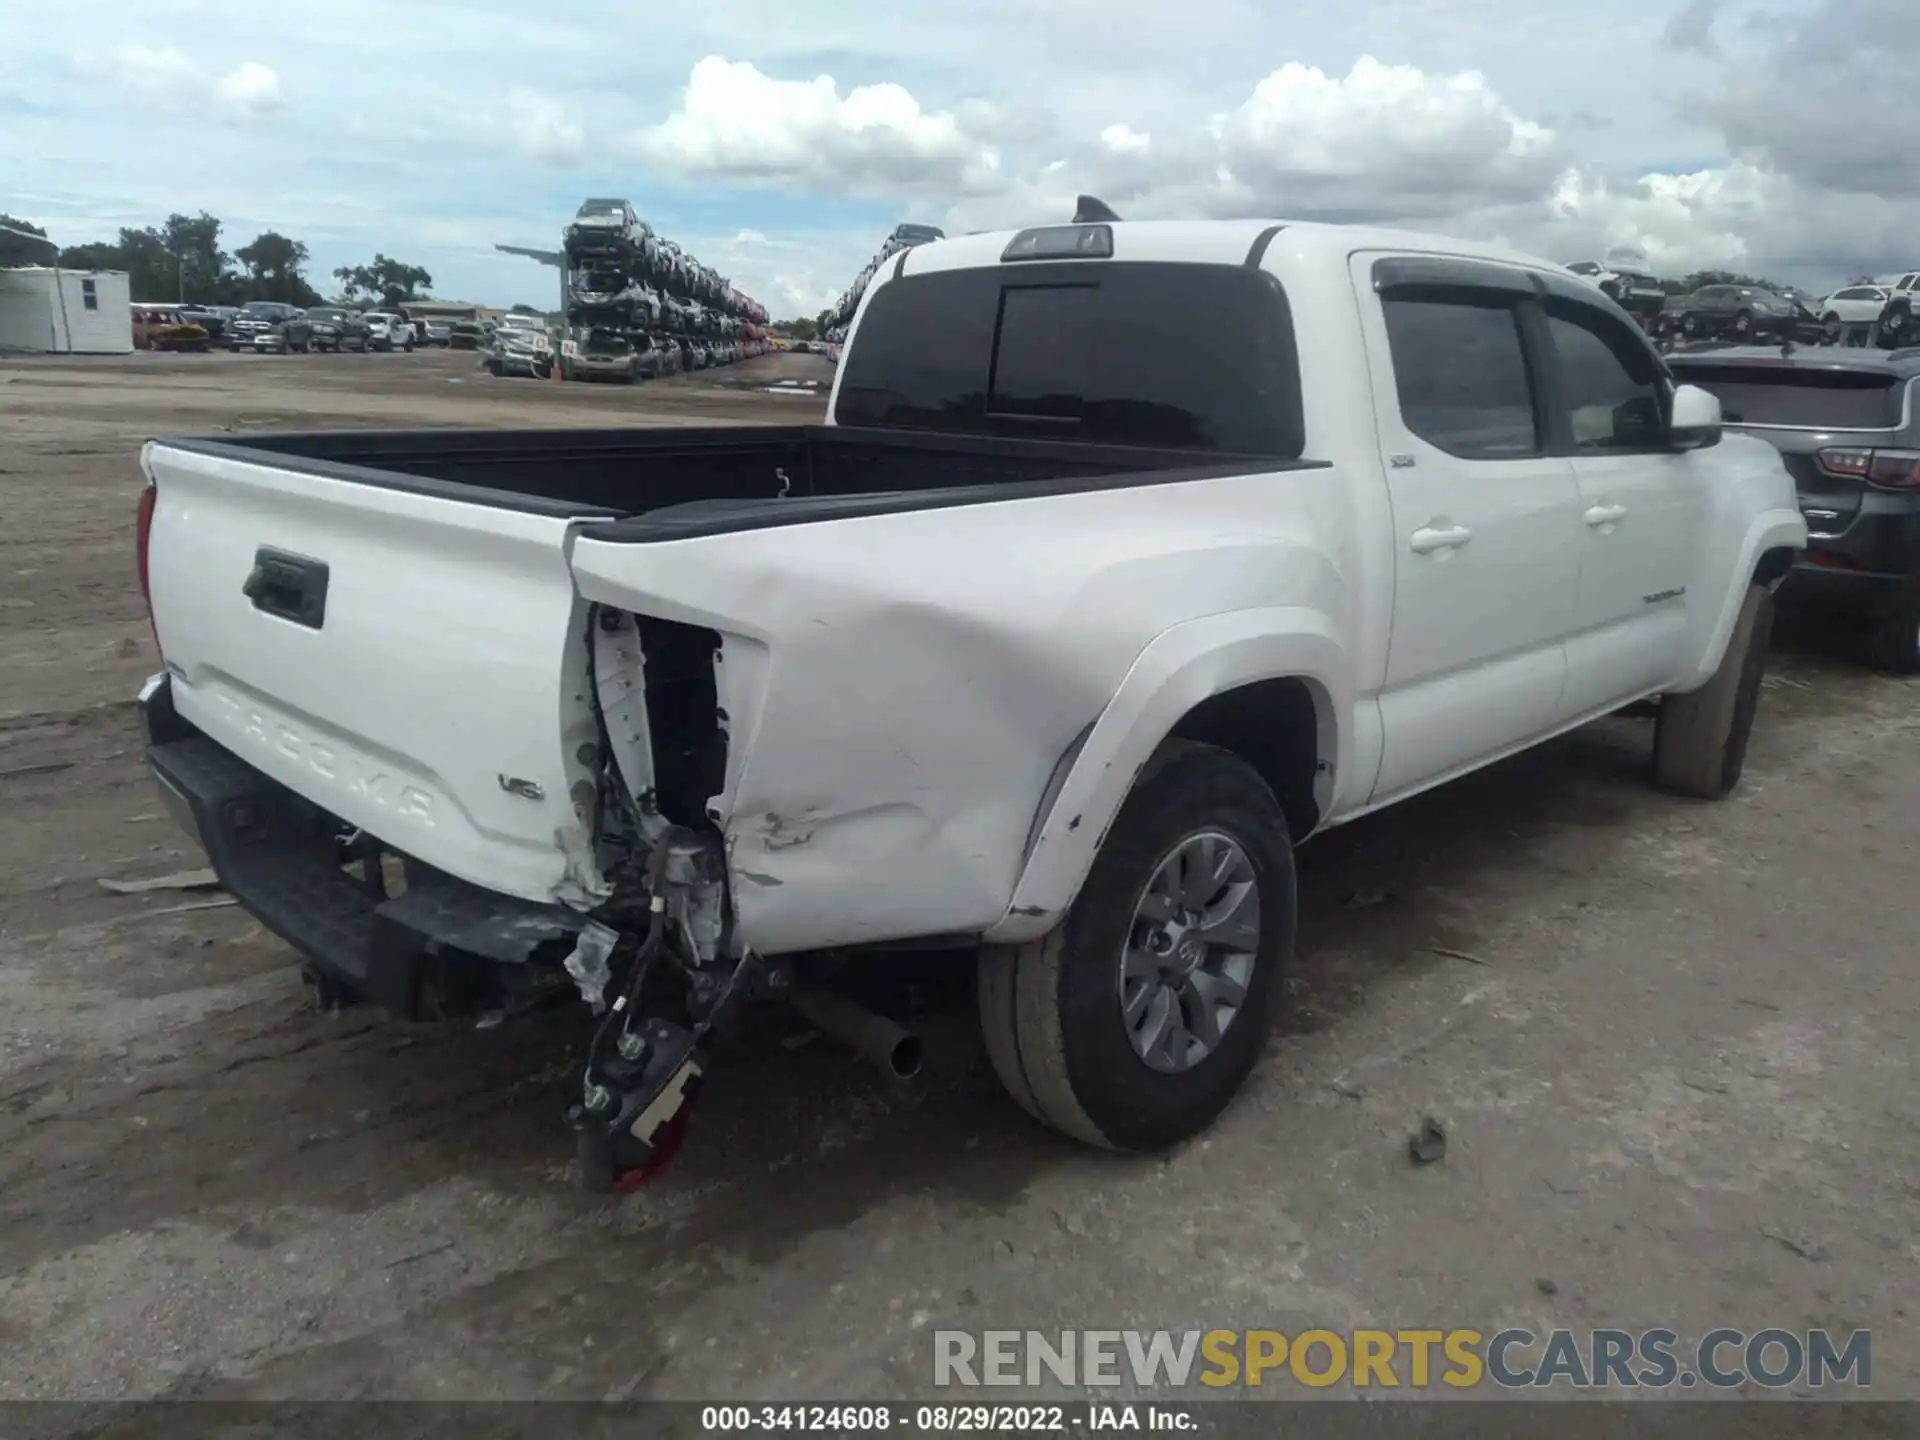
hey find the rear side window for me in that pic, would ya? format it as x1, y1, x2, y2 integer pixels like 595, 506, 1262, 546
1674, 365, 1907, 429
1380, 293, 1539, 459
835, 262, 1302, 455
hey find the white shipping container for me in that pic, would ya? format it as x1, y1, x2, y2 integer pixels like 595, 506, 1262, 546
0, 267, 134, 353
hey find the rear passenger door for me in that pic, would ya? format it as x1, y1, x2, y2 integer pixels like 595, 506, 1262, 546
1354, 256, 1583, 800
1539, 293, 1706, 717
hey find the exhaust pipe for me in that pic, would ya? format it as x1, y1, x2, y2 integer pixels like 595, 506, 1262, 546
789, 984, 924, 1082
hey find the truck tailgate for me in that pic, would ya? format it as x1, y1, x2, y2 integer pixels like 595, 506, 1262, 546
142, 440, 615, 906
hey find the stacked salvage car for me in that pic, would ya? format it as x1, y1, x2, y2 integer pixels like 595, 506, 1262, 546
822, 223, 947, 349
557, 198, 772, 383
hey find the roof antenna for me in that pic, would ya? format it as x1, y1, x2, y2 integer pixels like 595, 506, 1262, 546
1073, 195, 1122, 224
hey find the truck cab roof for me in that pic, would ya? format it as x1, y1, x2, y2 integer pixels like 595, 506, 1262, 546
895, 217, 1575, 279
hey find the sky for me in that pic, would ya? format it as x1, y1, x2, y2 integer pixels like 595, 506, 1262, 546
1, 0, 1915, 318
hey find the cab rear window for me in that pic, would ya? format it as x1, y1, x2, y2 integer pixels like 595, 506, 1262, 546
834, 262, 1303, 456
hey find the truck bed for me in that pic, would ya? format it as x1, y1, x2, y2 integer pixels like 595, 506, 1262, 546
166, 425, 1282, 537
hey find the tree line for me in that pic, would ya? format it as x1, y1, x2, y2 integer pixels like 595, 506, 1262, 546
0, 211, 434, 310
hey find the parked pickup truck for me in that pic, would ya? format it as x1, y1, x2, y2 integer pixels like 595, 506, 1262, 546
134, 208, 1806, 1188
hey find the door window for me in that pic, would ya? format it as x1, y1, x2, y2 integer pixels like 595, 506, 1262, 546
1544, 301, 1666, 451
1379, 293, 1539, 459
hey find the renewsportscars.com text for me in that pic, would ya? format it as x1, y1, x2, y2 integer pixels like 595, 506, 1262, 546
933, 1328, 1871, 1391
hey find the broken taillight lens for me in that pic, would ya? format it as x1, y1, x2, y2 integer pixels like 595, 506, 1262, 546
1816, 447, 1920, 489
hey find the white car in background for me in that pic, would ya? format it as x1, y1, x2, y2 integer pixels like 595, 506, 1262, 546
1870, 272, 1920, 342
1815, 286, 1889, 326
1565, 246, 1665, 311
361, 313, 416, 352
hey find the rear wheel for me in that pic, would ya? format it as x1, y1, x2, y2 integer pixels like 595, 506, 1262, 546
1732, 310, 1752, 339
1653, 583, 1772, 798
978, 742, 1294, 1151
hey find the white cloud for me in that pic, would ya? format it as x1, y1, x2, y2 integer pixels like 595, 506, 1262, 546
1507, 161, 1917, 281
214, 61, 284, 119
87, 44, 201, 104
633, 56, 1006, 197
944, 55, 1564, 233
1214, 57, 1558, 210
74, 45, 283, 123
506, 88, 584, 165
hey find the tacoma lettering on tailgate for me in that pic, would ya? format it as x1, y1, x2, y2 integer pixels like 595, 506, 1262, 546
213, 689, 436, 825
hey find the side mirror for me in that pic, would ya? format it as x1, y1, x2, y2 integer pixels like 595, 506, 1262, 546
1668, 383, 1722, 450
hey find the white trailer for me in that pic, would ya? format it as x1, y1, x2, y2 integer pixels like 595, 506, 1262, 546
0, 267, 133, 354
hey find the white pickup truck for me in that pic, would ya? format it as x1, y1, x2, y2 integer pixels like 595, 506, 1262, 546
135, 208, 1806, 1186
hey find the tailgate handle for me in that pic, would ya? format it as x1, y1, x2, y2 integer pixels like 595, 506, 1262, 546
243, 548, 329, 629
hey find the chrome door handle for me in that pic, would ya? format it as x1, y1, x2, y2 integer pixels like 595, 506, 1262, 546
1584, 504, 1628, 527
1409, 524, 1473, 554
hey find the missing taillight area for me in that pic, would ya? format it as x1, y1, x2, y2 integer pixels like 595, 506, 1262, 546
135, 482, 163, 657
636, 615, 728, 830
1816, 447, 1920, 489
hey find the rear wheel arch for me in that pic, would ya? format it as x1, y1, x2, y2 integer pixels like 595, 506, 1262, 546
1163, 675, 1332, 843
979, 740, 1298, 1150
989, 627, 1345, 947
1753, 545, 1797, 590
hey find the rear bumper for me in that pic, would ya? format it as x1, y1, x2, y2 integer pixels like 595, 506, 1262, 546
1782, 503, 1920, 617
1781, 563, 1913, 618
573, 358, 634, 378
138, 673, 585, 1017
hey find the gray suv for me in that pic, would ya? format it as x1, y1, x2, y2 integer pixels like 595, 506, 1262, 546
1670, 345, 1920, 671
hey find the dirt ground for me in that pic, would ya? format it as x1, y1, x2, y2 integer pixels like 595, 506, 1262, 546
1, 347, 1915, 1405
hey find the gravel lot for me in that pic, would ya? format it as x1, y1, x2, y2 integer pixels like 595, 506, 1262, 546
1, 347, 1915, 1404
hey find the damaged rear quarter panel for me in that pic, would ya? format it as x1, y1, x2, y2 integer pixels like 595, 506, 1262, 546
568, 471, 1348, 954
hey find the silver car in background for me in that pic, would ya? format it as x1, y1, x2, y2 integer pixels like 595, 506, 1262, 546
362, 313, 416, 352
485, 313, 556, 378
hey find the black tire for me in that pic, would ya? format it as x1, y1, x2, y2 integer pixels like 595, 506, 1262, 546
1869, 594, 1920, 675
1732, 310, 1752, 338
1653, 583, 1772, 798
1682, 314, 1699, 337
977, 741, 1295, 1152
